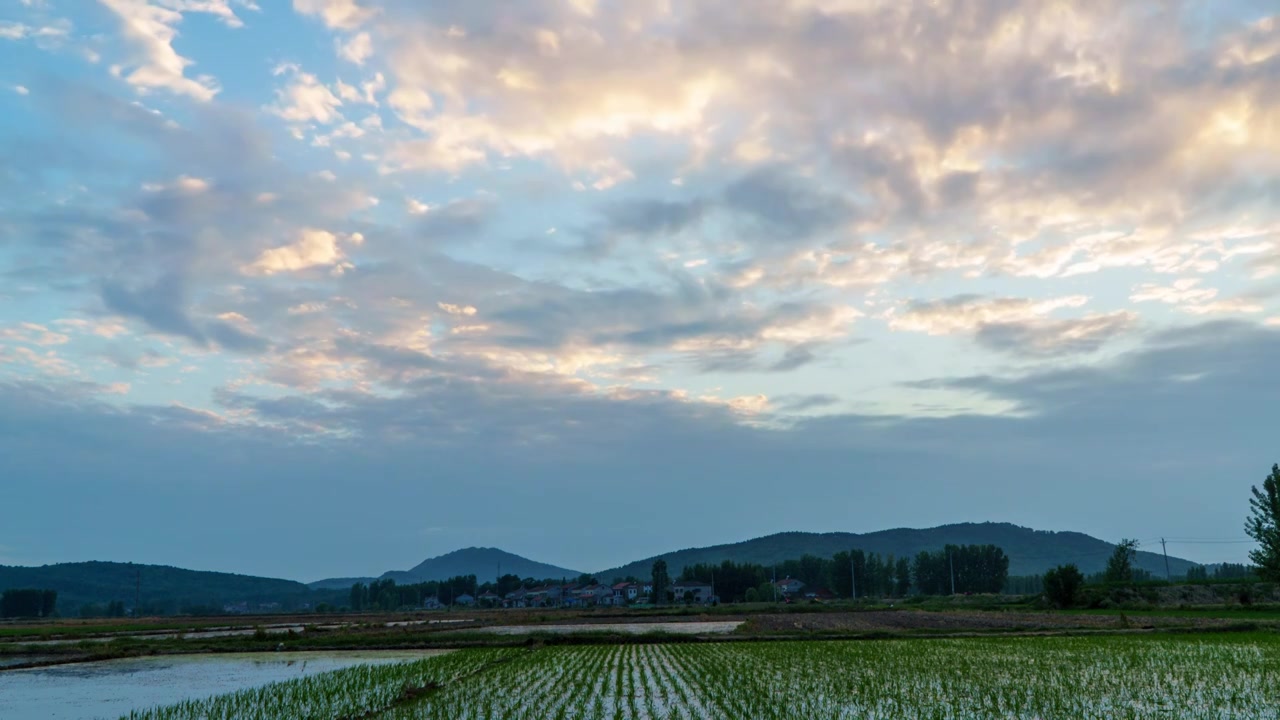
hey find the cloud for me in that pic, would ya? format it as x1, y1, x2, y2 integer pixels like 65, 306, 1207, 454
3, 322, 1277, 576
101, 273, 206, 343
1132, 278, 1267, 316
4, 0, 1280, 575
97, 0, 234, 101
889, 295, 1091, 336
0, 22, 31, 39
974, 313, 1139, 357
293, 0, 375, 30
100, 274, 268, 352
1131, 278, 1221, 307
888, 295, 1137, 356
242, 228, 358, 276
722, 166, 855, 242
605, 198, 707, 236
338, 31, 373, 65
269, 68, 344, 124
437, 302, 476, 316
0, 323, 70, 347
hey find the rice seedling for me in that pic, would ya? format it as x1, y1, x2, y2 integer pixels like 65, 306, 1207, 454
119, 649, 520, 720
129, 634, 1280, 719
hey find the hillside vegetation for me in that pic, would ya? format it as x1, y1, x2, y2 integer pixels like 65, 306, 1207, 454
0, 561, 317, 615
595, 522, 1197, 581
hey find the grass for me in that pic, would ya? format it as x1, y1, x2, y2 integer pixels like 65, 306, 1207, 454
122, 632, 1280, 719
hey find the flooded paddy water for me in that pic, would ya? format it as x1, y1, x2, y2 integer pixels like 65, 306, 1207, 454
0, 650, 447, 720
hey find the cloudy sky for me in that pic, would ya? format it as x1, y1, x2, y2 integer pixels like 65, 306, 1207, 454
1, 0, 1277, 581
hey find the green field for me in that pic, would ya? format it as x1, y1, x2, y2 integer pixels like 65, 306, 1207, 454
124, 633, 1280, 719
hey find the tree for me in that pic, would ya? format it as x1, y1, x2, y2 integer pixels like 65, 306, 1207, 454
349, 583, 367, 611
1104, 539, 1138, 583
911, 545, 1008, 595
1, 588, 56, 618
1246, 464, 1280, 582
894, 557, 911, 597
651, 560, 670, 606
744, 587, 760, 603
757, 581, 776, 602
1043, 565, 1084, 608
1214, 563, 1256, 580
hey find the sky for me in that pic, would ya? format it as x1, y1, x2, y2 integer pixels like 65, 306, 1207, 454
1, 0, 1278, 582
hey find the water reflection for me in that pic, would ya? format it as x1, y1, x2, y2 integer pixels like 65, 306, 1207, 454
0, 651, 439, 720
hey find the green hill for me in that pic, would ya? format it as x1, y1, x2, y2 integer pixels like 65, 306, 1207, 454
594, 522, 1198, 581
310, 547, 582, 588
0, 561, 319, 615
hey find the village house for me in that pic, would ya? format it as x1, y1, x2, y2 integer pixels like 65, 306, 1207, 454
670, 581, 716, 604
611, 581, 639, 603
610, 581, 655, 604
773, 577, 806, 597
574, 584, 613, 606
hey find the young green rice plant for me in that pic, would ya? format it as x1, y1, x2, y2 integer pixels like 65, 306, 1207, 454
374, 634, 1280, 720
119, 649, 520, 720
130, 634, 1280, 719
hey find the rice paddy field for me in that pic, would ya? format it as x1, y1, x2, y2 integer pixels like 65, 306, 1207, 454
123, 634, 1280, 720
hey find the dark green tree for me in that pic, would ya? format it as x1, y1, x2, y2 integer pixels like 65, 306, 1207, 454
894, 557, 911, 597
1104, 539, 1138, 583
1246, 464, 1280, 582
865, 553, 885, 597
1214, 563, 1256, 580
1, 588, 56, 618
756, 581, 776, 602
831, 551, 853, 598
651, 559, 670, 606
850, 549, 867, 598
349, 583, 367, 611
1043, 564, 1085, 608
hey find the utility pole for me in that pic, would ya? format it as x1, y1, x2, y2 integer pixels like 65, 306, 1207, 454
771, 566, 777, 602
850, 554, 857, 600
949, 551, 956, 595
135, 570, 141, 617
1160, 539, 1171, 582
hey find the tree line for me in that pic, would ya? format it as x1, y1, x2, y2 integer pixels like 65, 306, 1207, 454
1, 588, 57, 618
673, 544, 1009, 602
348, 572, 605, 611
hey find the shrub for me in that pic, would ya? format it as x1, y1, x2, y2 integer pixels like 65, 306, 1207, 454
1043, 565, 1085, 609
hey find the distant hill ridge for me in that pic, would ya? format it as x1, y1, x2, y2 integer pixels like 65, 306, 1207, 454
4, 524, 1203, 612
0, 561, 314, 614
592, 522, 1198, 580
309, 547, 582, 590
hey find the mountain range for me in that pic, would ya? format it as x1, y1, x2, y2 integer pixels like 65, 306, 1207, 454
307, 547, 582, 590
3, 523, 1205, 613
592, 523, 1197, 580
0, 561, 315, 615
